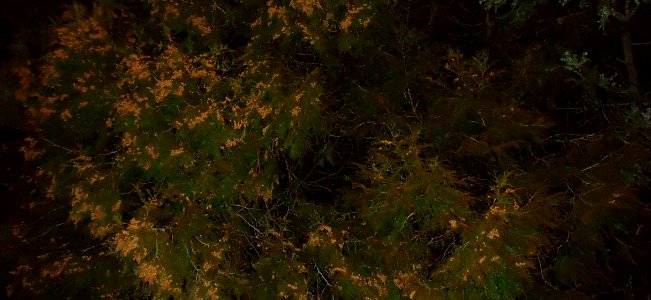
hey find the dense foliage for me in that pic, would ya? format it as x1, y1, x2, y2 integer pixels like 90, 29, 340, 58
1, 0, 650, 298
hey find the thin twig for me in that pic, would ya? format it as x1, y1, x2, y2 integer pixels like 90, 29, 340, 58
538, 256, 559, 291
235, 211, 263, 235
313, 260, 331, 287
195, 235, 209, 246
42, 138, 76, 153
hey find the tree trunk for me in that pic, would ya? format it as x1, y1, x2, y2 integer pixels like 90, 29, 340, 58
621, 29, 640, 95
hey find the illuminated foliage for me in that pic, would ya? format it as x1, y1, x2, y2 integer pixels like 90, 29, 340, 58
2, 0, 650, 298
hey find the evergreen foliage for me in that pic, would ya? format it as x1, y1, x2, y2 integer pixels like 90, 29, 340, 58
1, 0, 650, 298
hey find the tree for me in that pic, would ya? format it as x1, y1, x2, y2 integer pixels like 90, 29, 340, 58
3, 0, 650, 298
